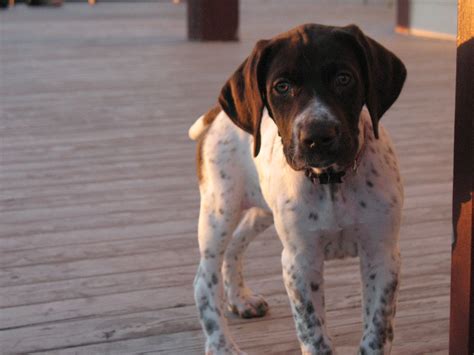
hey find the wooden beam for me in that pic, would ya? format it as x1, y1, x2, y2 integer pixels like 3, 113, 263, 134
187, 0, 238, 41
449, 1, 474, 354
396, 0, 410, 30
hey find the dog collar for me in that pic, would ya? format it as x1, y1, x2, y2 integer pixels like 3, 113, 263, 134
305, 168, 346, 184
304, 127, 366, 185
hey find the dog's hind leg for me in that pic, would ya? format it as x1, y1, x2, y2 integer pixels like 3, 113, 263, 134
222, 207, 273, 318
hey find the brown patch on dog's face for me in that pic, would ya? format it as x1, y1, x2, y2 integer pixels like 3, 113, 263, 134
263, 25, 365, 170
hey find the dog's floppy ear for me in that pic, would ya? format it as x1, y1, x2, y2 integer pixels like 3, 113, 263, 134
218, 40, 270, 156
339, 25, 407, 138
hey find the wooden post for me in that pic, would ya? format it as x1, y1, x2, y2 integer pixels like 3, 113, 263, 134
187, 0, 238, 41
396, 0, 410, 33
449, 1, 474, 354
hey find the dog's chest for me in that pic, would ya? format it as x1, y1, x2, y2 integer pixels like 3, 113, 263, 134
296, 181, 363, 229
297, 184, 364, 258
254, 114, 402, 260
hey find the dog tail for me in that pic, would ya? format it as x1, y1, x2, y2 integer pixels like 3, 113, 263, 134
188, 105, 221, 141
188, 115, 208, 141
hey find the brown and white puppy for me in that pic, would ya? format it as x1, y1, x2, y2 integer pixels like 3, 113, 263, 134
189, 24, 406, 355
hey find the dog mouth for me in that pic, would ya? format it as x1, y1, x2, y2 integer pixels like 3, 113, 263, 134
306, 159, 336, 169
283, 142, 355, 173
284, 149, 338, 172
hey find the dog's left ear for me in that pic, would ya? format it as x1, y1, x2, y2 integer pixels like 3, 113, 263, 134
338, 25, 407, 138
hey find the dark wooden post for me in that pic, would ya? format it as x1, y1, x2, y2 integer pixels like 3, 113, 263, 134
396, 0, 410, 32
187, 0, 239, 41
449, 1, 474, 354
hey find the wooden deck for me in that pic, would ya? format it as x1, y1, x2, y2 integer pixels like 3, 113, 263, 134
0, 1, 455, 354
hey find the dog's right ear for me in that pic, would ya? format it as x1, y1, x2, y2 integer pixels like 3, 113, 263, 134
337, 25, 407, 139
218, 40, 270, 157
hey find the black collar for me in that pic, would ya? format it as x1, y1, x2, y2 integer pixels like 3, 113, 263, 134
304, 168, 346, 184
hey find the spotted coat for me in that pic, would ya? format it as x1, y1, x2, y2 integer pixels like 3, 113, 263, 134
189, 23, 405, 355
190, 108, 402, 354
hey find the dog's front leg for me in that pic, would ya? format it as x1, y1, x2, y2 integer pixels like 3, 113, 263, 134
358, 237, 401, 355
276, 211, 334, 355
281, 247, 334, 355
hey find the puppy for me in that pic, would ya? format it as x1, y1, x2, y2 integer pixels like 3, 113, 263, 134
189, 23, 406, 354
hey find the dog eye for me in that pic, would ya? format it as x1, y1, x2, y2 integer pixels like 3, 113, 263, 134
335, 72, 352, 87
274, 80, 291, 95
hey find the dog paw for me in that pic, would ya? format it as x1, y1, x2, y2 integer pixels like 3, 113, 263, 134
228, 293, 269, 318
206, 341, 247, 355
301, 341, 334, 355
359, 334, 390, 355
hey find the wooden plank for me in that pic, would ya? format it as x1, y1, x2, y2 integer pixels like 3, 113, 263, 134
23, 301, 448, 355
1, 274, 449, 352
0, 250, 449, 309
0, 219, 449, 289
0, 210, 450, 270
0, 249, 448, 329
449, 0, 474, 354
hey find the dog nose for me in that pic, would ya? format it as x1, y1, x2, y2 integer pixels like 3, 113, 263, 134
300, 123, 340, 150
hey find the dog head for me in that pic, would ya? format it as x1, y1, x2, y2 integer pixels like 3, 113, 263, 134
219, 24, 406, 171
